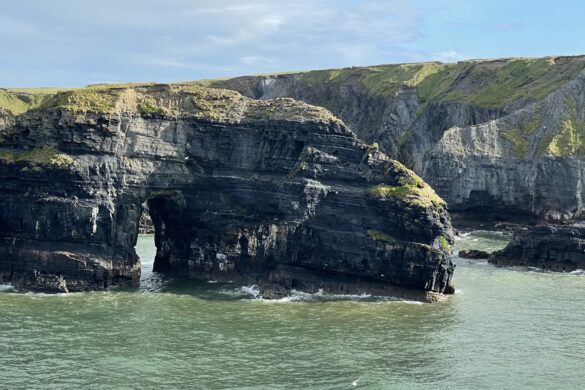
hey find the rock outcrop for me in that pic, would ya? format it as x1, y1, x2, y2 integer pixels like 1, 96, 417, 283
0, 84, 454, 300
458, 249, 490, 259
211, 56, 585, 222
138, 202, 155, 234
490, 224, 585, 271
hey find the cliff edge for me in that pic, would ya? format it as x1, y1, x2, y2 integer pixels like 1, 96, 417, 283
211, 56, 585, 221
0, 84, 454, 300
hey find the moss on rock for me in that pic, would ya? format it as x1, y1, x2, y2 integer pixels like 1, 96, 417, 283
367, 229, 398, 243
367, 159, 445, 208
367, 182, 445, 208
0, 147, 75, 167
547, 118, 585, 156
439, 235, 451, 251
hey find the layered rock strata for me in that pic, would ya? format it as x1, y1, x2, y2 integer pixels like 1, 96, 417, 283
211, 56, 585, 222
0, 85, 454, 299
490, 224, 585, 271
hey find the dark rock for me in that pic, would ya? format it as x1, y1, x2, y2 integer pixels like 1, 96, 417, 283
212, 56, 585, 222
489, 224, 585, 271
138, 203, 155, 234
458, 250, 490, 259
0, 85, 455, 300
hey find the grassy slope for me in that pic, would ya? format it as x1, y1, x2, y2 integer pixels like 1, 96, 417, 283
212, 56, 585, 157
268, 56, 585, 109
0, 83, 340, 126
4, 56, 585, 114
3, 55, 585, 155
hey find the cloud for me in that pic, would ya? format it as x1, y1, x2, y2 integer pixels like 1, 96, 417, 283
0, 0, 424, 86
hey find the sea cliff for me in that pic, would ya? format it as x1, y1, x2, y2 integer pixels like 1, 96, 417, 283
0, 84, 454, 299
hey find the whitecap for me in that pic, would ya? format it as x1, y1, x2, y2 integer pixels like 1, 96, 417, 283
0, 284, 14, 292
238, 285, 261, 298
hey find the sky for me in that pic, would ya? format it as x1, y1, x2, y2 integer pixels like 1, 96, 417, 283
1, 0, 584, 87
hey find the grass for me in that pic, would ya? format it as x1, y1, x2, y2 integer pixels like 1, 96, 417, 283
246, 97, 339, 124
4, 55, 585, 116
367, 229, 398, 244
300, 63, 444, 98
0, 150, 15, 163
2, 81, 339, 126
214, 56, 585, 110
0, 147, 75, 167
41, 89, 122, 113
0, 89, 31, 115
439, 235, 451, 251
547, 117, 585, 156
0, 88, 73, 115
367, 181, 445, 209
139, 100, 167, 116
416, 57, 585, 108
501, 128, 528, 157
368, 158, 446, 209
545, 97, 585, 156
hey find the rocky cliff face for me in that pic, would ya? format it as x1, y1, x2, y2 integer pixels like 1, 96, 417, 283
490, 224, 585, 271
212, 56, 585, 221
0, 84, 454, 299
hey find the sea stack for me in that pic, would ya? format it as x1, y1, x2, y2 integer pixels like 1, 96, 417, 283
0, 84, 455, 300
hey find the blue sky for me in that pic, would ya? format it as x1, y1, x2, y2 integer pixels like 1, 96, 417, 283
1, 0, 584, 87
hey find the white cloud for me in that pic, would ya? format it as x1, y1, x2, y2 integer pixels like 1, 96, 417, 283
0, 0, 425, 86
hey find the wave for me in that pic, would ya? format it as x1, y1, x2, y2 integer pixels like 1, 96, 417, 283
270, 289, 373, 303
233, 286, 426, 304
237, 285, 261, 298
0, 284, 14, 292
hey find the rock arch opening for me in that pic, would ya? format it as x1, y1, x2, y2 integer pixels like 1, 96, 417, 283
0, 85, 455, 299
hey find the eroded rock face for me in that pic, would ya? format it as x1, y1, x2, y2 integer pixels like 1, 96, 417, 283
212, 56, 585, 222
0, 85, 454, 300
490, 224, 585, 271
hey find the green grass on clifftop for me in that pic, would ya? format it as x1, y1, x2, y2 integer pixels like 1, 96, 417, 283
213, 56, 585, 110
8, 83, 339, 125
0, 88, 72, 115
0, 147, 75, 167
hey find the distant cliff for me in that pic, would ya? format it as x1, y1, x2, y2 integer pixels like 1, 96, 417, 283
0, 84, 454, 299
209, 56, 585, 221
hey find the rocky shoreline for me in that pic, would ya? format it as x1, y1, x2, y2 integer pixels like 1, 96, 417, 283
490, 223, 585, 271
3, 55, 585, 293
0, 84, 455, 300
209, 57, 585, 272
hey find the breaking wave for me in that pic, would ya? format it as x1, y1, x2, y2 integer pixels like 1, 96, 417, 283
232, 286, 425, 304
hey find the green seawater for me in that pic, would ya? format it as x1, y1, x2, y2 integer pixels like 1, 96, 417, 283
1, 231, 584, 389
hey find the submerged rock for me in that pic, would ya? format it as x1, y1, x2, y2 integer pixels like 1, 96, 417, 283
458, 249, 490, 259
490, 224, 585, 271
0, 84, 455, 300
